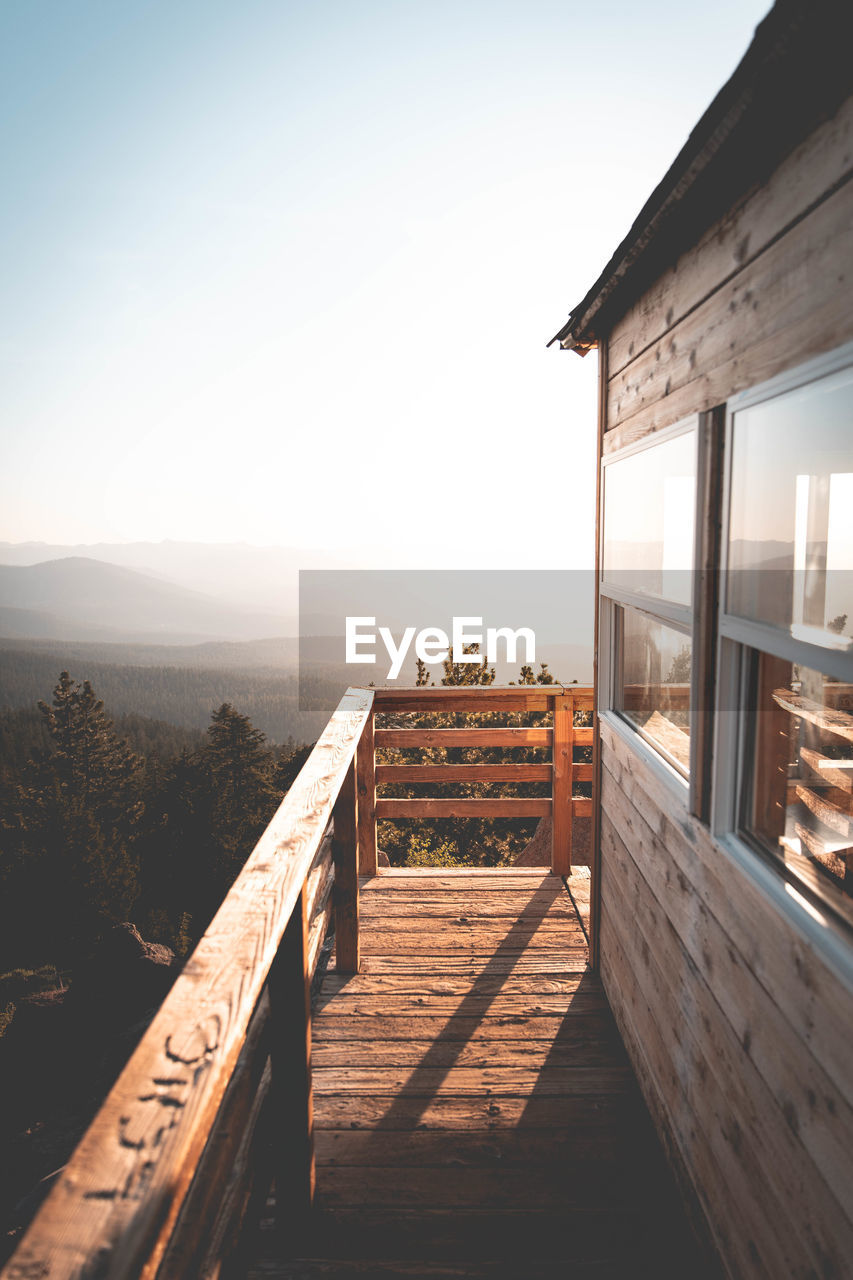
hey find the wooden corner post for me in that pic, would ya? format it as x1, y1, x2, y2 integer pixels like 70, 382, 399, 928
333, 757, 359, 973
552, 691, 573, 876
269, 881, 315, 1243
356, 711, 377, 876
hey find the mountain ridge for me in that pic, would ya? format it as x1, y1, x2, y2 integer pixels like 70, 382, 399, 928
0, 558, 296, 644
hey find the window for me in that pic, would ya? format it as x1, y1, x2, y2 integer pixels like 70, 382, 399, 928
617, 609, 692, 774
717, 344, 853, 927
600, 418, 699, 783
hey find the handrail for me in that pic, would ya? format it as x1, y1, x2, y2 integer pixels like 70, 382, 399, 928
3, 682, 593, 1279
2, 687, 373, 1280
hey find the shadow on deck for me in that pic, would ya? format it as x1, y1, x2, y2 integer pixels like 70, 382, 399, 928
247, 868, 706, 1279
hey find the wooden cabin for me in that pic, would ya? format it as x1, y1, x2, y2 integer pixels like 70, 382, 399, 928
548, 0, 853, 1274
2, 3, 851, 1277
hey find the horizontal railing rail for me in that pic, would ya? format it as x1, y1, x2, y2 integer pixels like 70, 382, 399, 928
3, 682, 594, 1280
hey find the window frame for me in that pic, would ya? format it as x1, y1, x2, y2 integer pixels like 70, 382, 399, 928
598, 414, 703, 803
712, 341, 853, 936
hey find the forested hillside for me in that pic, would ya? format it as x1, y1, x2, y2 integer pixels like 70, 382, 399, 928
0, 673, 312, 980
0, 645, 328, 744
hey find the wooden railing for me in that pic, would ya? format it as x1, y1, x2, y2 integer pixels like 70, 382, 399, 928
365, 686, 593, 879
2, 684, 593, 1280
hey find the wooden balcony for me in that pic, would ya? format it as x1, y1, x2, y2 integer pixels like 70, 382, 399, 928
1, 687, 710, 1280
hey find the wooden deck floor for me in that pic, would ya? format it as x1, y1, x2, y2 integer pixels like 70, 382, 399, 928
246, 869, 709, 1279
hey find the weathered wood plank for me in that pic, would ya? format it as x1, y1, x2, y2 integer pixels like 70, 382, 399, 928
311, 1035, 624, 1069
311, 1093, 638, 1132
269, 882, 315, 1242
372, 686, 593, 712
604, 178, 853, 449
800, 746, 853, 793
311, 1067, 633, 1097
352, 939, 586, 956
606, 96, 853, 379
375, 728, 552, 748
599, 717, 853, 1099
599, 738, 853, 1235
375, 797, 552, 818
312, 1165, 637, 1210
354, 899, 579, 919
304, 830, 333, 920
154, 993, 272, 1280
307, 889, 334, 982
313, 994, 606, 1019
772, 687, 853, 743
361, 872, 558, 884
551, 694, 572, 875
356, 916, 581, 935
376, 695, 550, 713
311, 1013, 606, 1039
375, 763, 553, 784
246, 1259, 650, 1280
1, 688, 373, 1280
599, 899, 796, 1280
596, 798, 850, 1218
361, 874, 590, 892
601, 810, 853, 1225
356, 712, 377, 876
795, 784, 853, 839
313, 1128, 630, 1169
195, 1059, 273, 1280
305, 831, 335, 981
333, 759, 359, 974
344, 953, 590, 975
317, 972, 593, 997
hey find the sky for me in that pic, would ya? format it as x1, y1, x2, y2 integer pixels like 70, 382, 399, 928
0, 0, 772, 569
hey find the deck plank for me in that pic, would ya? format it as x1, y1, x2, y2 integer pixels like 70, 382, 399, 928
244, 869, 710, 1278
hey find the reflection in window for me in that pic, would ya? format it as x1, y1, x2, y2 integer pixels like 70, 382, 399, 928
618, 608, 691, 774
728, 366, 853, 645
603, 430, 696, 605
744, 654, 853, 924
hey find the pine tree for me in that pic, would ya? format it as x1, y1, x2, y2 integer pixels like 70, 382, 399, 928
199, 704, 277, 914
1, 673, 144, 966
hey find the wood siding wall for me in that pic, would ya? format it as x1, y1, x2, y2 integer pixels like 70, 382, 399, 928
602, 95, 853, 457
597, 98, 853, 1277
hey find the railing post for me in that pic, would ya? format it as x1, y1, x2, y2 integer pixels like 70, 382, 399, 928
269, 881, 315, 1243
552, 691, 573, 876
333, 757, 359, 972
356, 711, 377, 876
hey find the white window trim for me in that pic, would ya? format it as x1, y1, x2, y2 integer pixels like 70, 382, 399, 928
712, 342, 853, 947
599, 414, 701, 802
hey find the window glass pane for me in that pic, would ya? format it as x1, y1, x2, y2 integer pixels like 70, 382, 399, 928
619, 608, 691, 773
727, 365, 853, 647
603, 429, 696, 606
744, 653, 853, 925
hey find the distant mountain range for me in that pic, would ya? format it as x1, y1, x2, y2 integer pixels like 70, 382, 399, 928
0, 543, 595, 740
0, 558, 297, 645
0, 541, 595, 681
0, 540, 347, 614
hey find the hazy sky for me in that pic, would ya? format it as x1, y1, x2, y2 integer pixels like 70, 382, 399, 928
1, 0, 770, 568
